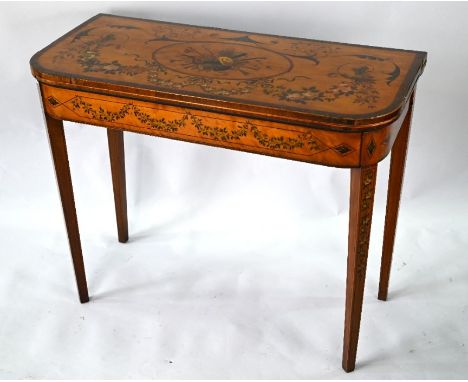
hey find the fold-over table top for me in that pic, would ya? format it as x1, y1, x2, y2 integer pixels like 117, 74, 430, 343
31, 14, 426, 130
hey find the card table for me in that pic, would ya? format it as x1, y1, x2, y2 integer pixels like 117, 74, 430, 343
30, 13, 426, 372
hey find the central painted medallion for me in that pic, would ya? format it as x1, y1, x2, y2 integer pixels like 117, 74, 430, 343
153, 42, 293, 80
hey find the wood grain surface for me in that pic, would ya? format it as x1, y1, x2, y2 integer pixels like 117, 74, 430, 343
31, 14, 426, 129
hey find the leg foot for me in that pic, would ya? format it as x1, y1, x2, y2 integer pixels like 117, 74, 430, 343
378, 94, 414, 301
45, 114, 89, 303
342, 165, 377, 372
107, 129, 128, 243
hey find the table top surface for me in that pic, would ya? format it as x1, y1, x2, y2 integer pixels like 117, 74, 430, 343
31, 13, 426, 129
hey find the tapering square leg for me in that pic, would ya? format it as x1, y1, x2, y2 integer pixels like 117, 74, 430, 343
45, 114, 89, 303
107, 129, 128, 243
342, 165, 377, 372
378, 94, 414, 301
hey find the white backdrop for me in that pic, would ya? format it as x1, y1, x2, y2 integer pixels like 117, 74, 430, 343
1, 1, 468, 379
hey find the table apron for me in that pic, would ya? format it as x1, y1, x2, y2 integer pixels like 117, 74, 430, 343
40, 84, 407, 168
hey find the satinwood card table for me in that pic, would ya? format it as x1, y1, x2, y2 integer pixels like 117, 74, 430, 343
30, 14, 427, 372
